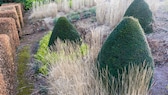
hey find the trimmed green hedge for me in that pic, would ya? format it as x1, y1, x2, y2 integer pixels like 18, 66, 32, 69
97, 17, 154, 83
124, 0, 153, 34
48, 17, 81, 47
34, 31, 51, 64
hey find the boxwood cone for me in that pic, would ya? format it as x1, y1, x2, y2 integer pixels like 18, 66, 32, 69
97, 17, 154, 86
48, 17, 81, 47
124, 0, 153, 34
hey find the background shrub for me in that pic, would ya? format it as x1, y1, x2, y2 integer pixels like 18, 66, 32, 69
0, 0, 44, 10
97, 17, 154, 87
124, 0, 154, 34
23, 0, 35, 10
67, 12, 80, 22
48, 17, 81, 47
23, 0, 44, 10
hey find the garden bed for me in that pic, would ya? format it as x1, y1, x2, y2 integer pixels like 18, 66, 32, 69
15, 0, 168, 95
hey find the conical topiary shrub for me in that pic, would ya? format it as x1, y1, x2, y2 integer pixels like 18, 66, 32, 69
48, 17, 81, 47
97, 17, 154, 83
124, 0, 153, 34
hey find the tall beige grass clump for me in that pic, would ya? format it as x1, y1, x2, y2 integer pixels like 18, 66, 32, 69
47, 28, 153, 95
55, 0, 70, 12
66, 0, 95, 11
84, 0, 95, 7
100, 62, 153, 95
29, 1, 57, 19
96, 0, 133, 28
61, 0, 70, 13
54, 0, 95, 12
96, 0, 159, 28
71, 0, 95, 11
47, 44, 107, 95
55, 0, 63, 11
47, 28, 104, 95
122, 63, 153, 95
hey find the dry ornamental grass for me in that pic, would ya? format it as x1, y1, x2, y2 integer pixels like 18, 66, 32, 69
30, 2, 58, 19
30, 0, 96, 19
96, 0, 159, 28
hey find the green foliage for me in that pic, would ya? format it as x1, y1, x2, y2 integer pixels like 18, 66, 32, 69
89, 7, 96, 15
90, 17, 97, 23
48, 17, 81, 47
39, 42, 87, 75
15, 0, 43, 10
0, 0, 48, 10
67, 12, 81, 22
124, 0, 153, 34
35, 31, 51, 63
82, 11, 92, 19
39, 64, 48, 75
34, 31, 56, 75
24, 0, 34, 10
82, 7, 96, 18
35, 51, 58, 75
80, 43, 88, 56
97, 17, 154, 86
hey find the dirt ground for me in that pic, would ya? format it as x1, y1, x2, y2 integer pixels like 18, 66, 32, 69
18, 2, 168, 95
147, 5, 168, 95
